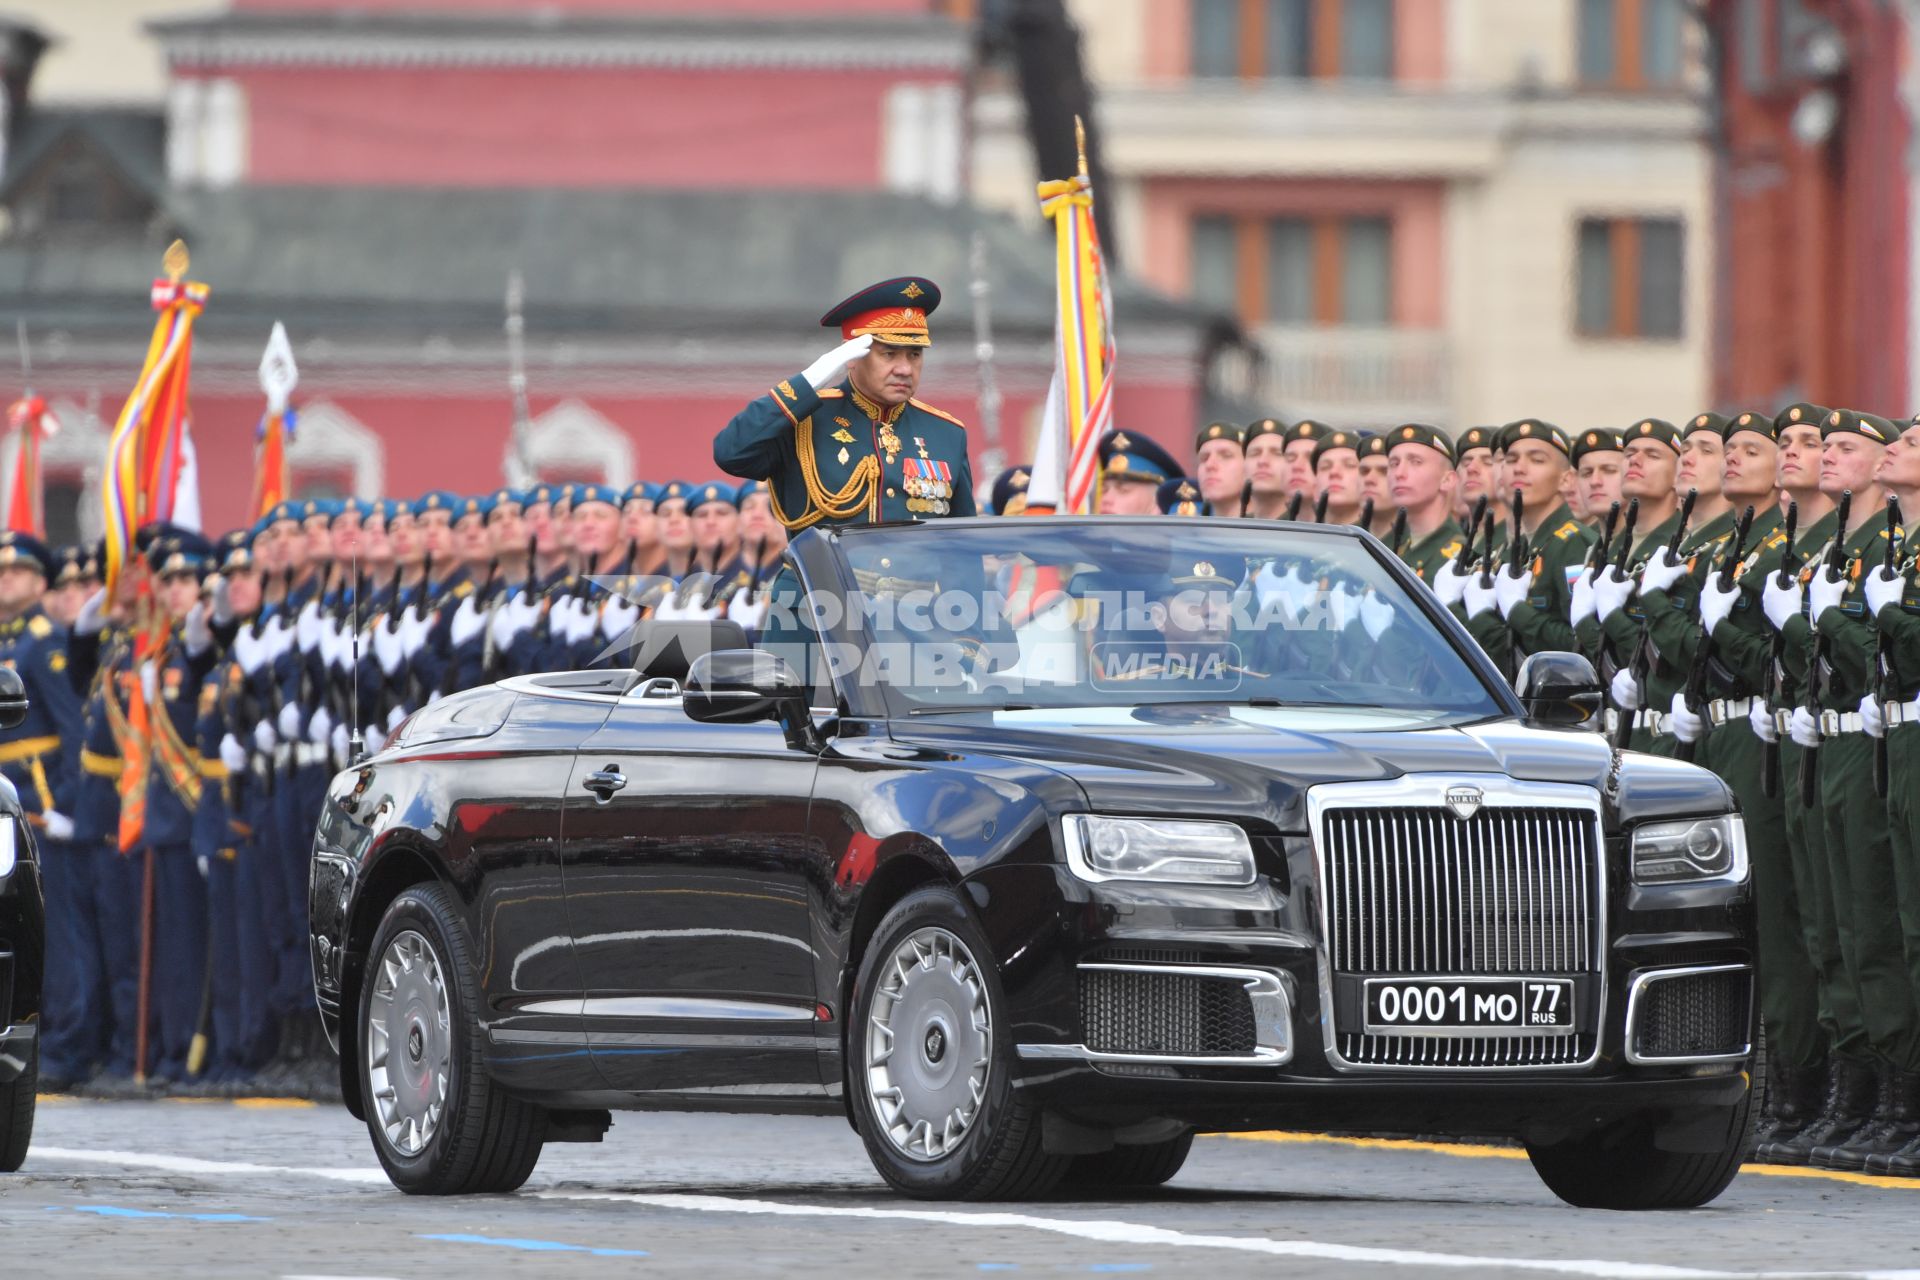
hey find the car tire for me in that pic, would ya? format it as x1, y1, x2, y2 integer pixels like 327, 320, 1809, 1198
849, 885, 1068, 1201
1525, 1086, 1756, 1210
0, 1041, 35, 1173
1061, 1131, 1194, 1189
358, 883, 546, 1195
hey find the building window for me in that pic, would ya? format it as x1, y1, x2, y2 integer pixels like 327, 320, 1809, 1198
1575, 216, 1684, 339
1576, 0, 1685, 89
1192, 212, 1395, 327
1190, 0, 1391, 81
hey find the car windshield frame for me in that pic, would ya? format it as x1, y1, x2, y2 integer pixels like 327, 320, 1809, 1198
789, 516, 1522, 724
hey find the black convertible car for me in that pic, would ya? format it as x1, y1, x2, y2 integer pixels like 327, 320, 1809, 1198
311, 517, 1756, 1207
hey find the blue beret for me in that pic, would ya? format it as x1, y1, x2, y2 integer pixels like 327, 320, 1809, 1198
454, 493, 492, 521
413, 490, 459, 517
490, 487, 526, 513
691, 481, 737, 511
266, 500, 300, 525
656, 481, 695, 506
299, 497, 342, 522
335, 497, 373, 523
734, 479, 767, 503
571, 483, 620, 511
1097, 430, 1182, 487
1157, 477, 1205, 516
990, 466, 1032, 516
624, 482, 661, 506
525, 483, 559, 509
0, 531, 55, 578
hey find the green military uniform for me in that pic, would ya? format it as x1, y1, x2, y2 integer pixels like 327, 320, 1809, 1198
1870, 539, 1920, 1172
1587, 419, 1686, 749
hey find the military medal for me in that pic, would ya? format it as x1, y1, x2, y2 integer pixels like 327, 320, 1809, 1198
878, 423, 903, 464
838, 447, 850, 465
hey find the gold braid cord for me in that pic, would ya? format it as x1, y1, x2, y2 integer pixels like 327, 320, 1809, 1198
770, 415, 879, 532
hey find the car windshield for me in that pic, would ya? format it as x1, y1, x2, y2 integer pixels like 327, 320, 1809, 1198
805, 519, 1505, 719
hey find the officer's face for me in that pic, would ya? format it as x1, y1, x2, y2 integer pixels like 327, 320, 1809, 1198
1821, 433, 1885, 498
1677, 432, 1725, 496
621, 499, 657, 549
1314, 451, 1360, 509
572, 502, 620, 557
1576, 452, 1624, 518
740, 493, 778, 545
1622, 439, 1677, 500
489, 503, 526, 553
0, 565, 43, 612
692, 502, 734, 553
1455, 447, 1491, 508
360, 516, 392, 564
46, 582, 85, 626
1778, 424, 1824, 490
1195, 439, 1245, 504
1154, 587, 1233, 648
1722, 433, 1779, 501
225, 568, 262, 616
273, 519, 306, 570
1358, 455, 1389, 504
1097, 475, 1159, 515
850, 342, 924, 407
1283, 439, 1317, 497
454, 513, 490, 564
420, 510, 454, 559
1506, 440, 1568, 509
1245, 435, 1287, 496
389, 514, 422, 565
1490, 448, 1510, 496
1876, 424, 1920, 495
1389, 444, 1455, 511
159, 572, 200, 620
659, 500, 693, 552
330, 513, 361, 561
304, 515, 332, 561
524, 501, 558, 556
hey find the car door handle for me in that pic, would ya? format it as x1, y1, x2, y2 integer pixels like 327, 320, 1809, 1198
582, 766, 627, 801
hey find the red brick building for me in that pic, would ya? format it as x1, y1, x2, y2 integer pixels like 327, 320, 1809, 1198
0, 0, 1217, 540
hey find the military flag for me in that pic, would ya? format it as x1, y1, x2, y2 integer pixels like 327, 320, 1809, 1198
3, 393, 57, 538
253, 321, 298, 519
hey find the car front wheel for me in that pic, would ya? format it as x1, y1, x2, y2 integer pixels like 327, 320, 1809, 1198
1525, 1091, 1755, 1210
359, 884, 546, 1194
0, 1040, 35, 1173
850, 886, 1068, 1200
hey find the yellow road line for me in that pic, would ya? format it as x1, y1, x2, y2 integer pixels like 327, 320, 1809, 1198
1216, 1131, 1920, 1189
232, 1097, 317, 1109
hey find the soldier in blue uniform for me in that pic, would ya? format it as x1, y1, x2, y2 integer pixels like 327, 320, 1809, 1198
1095, 431, 1181, 515
0, 533, 88, 1089
990, 466, 1032, 517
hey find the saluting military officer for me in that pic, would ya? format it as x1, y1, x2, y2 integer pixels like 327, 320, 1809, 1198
716, 276, 974, 530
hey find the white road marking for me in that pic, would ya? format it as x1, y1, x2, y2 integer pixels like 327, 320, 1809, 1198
28, 1146, 1920, 1279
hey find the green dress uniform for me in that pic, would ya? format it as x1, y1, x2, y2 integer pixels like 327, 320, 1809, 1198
1870, 542, 1920, 1172
714, 277, 975, 532
1400, 520, 1468, 584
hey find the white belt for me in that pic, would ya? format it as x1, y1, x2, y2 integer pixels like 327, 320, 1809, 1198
271, 744, 291, 768
1706, 697, 1757, 726
293, 743, 329, 767
1885, 696, 1920, 727
1816, 709, 1866, 736
1603, 708, 1660, 736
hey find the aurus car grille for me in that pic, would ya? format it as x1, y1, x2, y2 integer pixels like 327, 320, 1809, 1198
1319, 803, 1600, 1069
1079, 968, 1257, 1057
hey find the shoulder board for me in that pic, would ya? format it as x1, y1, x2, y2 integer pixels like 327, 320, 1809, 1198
1553, 521, 1580, 541
453, 581, 475, 598
26, 615, 50, 638
1440, 540, 1462, 559
816, 388, 846, 400
1764, 530, 1787, 550
198, 682, 219, 713
908, 398, 967, 429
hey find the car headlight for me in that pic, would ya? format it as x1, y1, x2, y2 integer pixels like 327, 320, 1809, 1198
1061, 815, 1256, 886
1631, 814, 1747, 885
0, 818, 15, 879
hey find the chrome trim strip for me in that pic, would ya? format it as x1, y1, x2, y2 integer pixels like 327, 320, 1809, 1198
1016, 962, 1293, 1068
519, 995, 815, 1021
1305, 774, 1608, 1074
1623, 963, 1755, 1065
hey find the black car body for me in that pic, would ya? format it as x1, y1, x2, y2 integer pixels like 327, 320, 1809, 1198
0, 666, 45, 1171
311, 518, 1756, 1206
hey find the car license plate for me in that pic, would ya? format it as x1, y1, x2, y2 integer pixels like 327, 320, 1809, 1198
1363, 977, 1575, 1034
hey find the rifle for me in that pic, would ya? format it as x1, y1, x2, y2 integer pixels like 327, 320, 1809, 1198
1676, 504, 1756, 764
1874, 496, 1904, 798
1461, 496, 1489, 571
1589, 501, 1622, 575
1507, 487, 1529, 576
1800, 488, 1854, 805
1284, 491, 1305, 522
1761, 500, 1800, 798
1312, 491, 1330, 524
1357, 498, 1375, 532
1612, 488, 1696, 751
1386, 507, 1409, 556
1239, 479, 1255, 518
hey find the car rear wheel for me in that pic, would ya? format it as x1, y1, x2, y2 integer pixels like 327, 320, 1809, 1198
850, 885, 1068, 1200
1061, 1131, 1194, 1189
1525, 1091, 1755, 1210
0, 1041, 35, 1173
359, 884, 546, 1194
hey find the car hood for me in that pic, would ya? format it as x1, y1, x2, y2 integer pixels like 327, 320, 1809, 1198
888, 705, 1731, 832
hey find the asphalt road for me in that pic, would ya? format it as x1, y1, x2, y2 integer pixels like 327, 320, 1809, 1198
6, 1097, 1919, 1278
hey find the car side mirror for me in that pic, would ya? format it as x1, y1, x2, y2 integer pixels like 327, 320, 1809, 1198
0, 666, 27, 731
1514, 651, 1603, 729
685, 649, 821, 750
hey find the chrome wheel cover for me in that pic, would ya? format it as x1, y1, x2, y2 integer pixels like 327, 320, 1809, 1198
864, 926, 992, 1162
365, 929, 452, 1158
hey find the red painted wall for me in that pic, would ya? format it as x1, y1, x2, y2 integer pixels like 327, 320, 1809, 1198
218, 66, 931, 187
235, 0, 944, 14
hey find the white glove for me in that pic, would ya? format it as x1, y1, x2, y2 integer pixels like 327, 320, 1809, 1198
1864, 565, 1906, 617
728, 592, 768, 631
210, 575, 234, 628
1789, 706, 1821, 749
1569, 565, 1597, 628
295, 599, 323, 653
1434, 559, 1473, 610
1493, 564, 1532, 618
449, 595, 485, 648
254, 719, 277, 753
1610, 667, 1642, 711
1762, 573, 1803, 631
40, 811, 73, 842
1808, 568, 1846, 621
601, 597, 641, 642
1862, 693, 1887, 740
232, 625, 263, 675
139, 659, 157, 704
547, 594, 579, 636
1749, 700, 1779, 743
75, 588, 107, 637
1698, 577, 1740, 636
1668, 691, 1705, 744
1464, 573, 1499, 619
1253, 561, 1314, 617
651, 591, 686, 623
1327, 581, 1359, 633
219, 733, 247, 773
363, 726, 387, 756
386, 704, 408, 732
331, 722, 350, 761
1641, 549, 1689, 595
1359, 590, 1395, 641
800, 333, 873, 390
277, 701, 303, 741
373, 619, 405, 675
309, 705, 333, 746
183, 600, 214, 656
571, 599, 603, 645
491, 592, 540, 649
1593, 567, 1635, 622
399, 608, 434, 657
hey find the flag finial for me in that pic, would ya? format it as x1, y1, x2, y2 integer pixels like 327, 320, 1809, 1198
1074, 114, 1088, 181
162, 239, 189, 284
